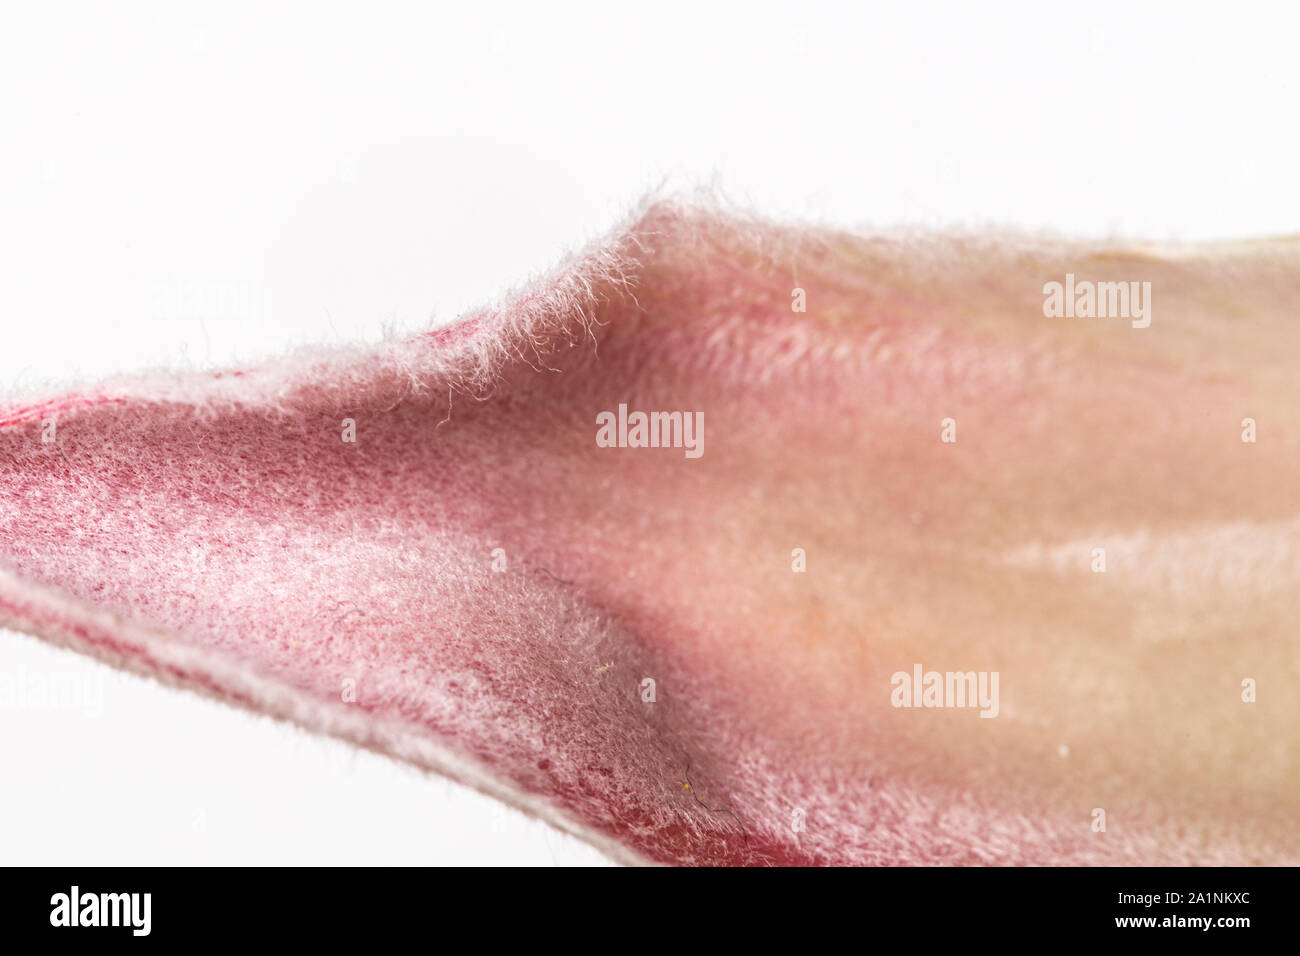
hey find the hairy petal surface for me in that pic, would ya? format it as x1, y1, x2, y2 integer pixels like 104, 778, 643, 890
2, 204, 1298, 865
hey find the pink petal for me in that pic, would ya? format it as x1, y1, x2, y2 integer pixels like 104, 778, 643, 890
3, 203, 1297, 865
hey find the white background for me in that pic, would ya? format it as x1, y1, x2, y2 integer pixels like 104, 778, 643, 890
1, 1, 1296, 865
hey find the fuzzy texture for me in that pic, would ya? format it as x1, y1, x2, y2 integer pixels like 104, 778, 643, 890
2, 201, 1299, 865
